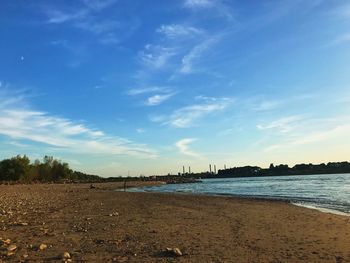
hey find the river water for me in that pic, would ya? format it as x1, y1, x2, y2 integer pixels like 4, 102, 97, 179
130, 173, 350, 215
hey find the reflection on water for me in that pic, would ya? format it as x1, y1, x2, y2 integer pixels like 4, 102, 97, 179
130, 174, 350, 214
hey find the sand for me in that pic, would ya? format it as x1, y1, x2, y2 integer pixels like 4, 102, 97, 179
0, 182, 349, 262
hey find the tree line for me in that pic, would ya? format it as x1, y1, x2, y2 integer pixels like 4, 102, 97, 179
0, 155, 100, 183
216, 161, 350, 178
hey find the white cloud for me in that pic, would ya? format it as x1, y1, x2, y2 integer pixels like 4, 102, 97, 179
0, 90, 156, 158
252, 100, 281, 111
81, 0, 118, 11
265, 123, 350, 152
145, 93, 174, 106
75, 19, 120, 34
157, 24, 203, 39
139, 44, 177, 69
260, 114, 350, 153
149, 115, 167, 123
183, 0, 233, 20
183, 0, 214, 9
180, 37, 218, 74
8, 141, 29, 148
151, 97, 232, 128
46, 9, 87, 24
257, 115, 305, 133
46, 0, 117, 24
127, 86, 170, 96
43, 1, 124, 46
175, 138, 200, 157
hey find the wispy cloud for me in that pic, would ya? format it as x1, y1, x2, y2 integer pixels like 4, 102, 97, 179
259, 113, 350, 153
75, 19, 120, 34
265, 123, 350, 152
45, 0, 118, 24
183, 0, 215, 9
183, 0, 233, 20
7, 141, 29, 148
81, 0, 118, 11
180, 37, 219, 74
252, 100, 282, 111
257, 115, 305, 133
127, 86, 170, 96
138, 44, 177, 69
175, 138, 200, 158
0, 88, 156, 158
46, 9, 87, 24
43, 0, 127, 45
157, 24, 203, 39
152, 97, 232, 128
145, 93, 175, 106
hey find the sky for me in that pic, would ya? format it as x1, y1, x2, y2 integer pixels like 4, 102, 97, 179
1, 0, 350, 177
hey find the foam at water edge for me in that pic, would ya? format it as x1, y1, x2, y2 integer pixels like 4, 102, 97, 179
292, 203, 350, 217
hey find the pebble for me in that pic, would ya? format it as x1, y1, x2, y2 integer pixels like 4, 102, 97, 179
3, 238, 11, 245
63, 251, 71, 261
166, 247, 183, 257
7, 245, 17, 257
109, 212, 119, 216
7, 251, 16, 256
39, 243, 47, 250
7, 244, 17, 252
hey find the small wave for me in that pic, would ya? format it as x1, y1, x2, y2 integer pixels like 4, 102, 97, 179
292, 202, 350, 216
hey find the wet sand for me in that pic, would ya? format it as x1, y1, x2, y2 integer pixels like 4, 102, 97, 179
0, 182, 349, 262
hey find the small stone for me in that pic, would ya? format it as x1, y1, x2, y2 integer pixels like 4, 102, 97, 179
7, 251, 16, 256
108, 212, 119, 216
3, 238, 11, 245
166, 247, 182, 257
39, 243, 47, 250
173, 248, 182, 256
63, 251, 71, 259
7, 244, 17, 252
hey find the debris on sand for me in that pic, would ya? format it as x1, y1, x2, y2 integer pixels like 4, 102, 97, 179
63, 251, 72, 262
39, 243, 47, 251
165, 247, 183, 257
6, 244, 17, 256
108, 212, 119, 217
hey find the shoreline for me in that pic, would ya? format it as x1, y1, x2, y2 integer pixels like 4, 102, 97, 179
128, 186, 350, 217
1, 182, 350, 262
291, 202, 350, 217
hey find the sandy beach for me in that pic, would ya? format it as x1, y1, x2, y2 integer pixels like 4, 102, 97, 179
0, 182, 349, 262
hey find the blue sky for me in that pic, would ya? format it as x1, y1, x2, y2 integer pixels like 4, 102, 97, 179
1, 0, 350, 176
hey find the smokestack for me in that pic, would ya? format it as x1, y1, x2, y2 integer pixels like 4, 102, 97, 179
183, 165, 185, 175
224, 164, 226, 169
209, 164, 212, 173
214, 165, 217, 174
189, 166, 191, 174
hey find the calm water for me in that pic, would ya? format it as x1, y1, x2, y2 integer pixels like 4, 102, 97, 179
131, 174, 350, 215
